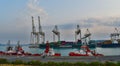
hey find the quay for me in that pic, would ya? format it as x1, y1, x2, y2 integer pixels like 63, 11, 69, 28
0, 55, 120, 63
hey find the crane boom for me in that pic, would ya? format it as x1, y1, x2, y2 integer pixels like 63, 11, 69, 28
52, 25, 60, 42
75, 25, 81, 42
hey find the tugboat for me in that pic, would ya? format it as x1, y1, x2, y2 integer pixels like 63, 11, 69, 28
41, 41, 61, 56
69, 45, 103, 56
6, 40, 15, 54
5, 41, 26, 55
15, 41, 25, 55
69, 34, 103, 56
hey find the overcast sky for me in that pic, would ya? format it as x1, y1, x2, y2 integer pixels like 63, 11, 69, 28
0, 0, 120, 44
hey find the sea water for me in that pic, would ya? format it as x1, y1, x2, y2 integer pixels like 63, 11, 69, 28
0, 44, 120, 56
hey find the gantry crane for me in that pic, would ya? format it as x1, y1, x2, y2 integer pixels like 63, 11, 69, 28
82, 29, 91, 45
30, 16, 45, 44
75, 25, 81, 42
52, 25, 60, 42
38, 16, 45, 43
30, 16, 37, 44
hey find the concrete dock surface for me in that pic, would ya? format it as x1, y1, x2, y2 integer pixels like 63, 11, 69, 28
0, 55, 120, 63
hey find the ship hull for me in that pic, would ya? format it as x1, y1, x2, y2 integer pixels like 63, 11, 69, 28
29, 44, 39, 48
39, 44, 96, 49
97, 43, 120, 48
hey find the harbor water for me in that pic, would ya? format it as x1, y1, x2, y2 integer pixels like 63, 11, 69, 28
0, 44, 120, 56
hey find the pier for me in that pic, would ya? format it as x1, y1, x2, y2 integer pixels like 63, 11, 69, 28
0, 55, 120, 63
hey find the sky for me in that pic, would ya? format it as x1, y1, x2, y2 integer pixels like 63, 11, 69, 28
0, 0, 120, 44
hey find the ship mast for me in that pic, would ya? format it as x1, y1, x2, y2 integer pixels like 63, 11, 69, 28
52, 25, 60, 42
75, 25, 81, 42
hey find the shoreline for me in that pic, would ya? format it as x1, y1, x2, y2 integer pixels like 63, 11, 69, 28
0, 55, 120, 63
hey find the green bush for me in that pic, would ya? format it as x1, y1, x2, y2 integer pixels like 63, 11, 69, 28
117, 61, 120, 66
59, 62, 73, 66
27, 60, 42, 65
43, 62, 59, 66
11, 60, 25, 65
0, 58, 9, 64
89, 62, 103, 66
48, 62, 58, 66
73, 62, 88, 66
104, 61, 117, 66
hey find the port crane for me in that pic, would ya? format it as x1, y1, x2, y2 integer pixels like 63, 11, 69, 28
7, 40, 11, 46
38, 16, 45, 44
52, 25, 60, 42
30, 16, 37, 44
75, 25, 81, 42
82, 29, 91, 45
30, 16, 45, 44
110, 28, 120, 43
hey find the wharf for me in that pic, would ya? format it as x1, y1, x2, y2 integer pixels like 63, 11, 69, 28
0, 55, 120, 63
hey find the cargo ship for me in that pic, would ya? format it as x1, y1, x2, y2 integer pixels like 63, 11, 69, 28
29, 16, 96, 48
97, 28, 120, 48
39, 40, 96, 49
97, 40, 120, 48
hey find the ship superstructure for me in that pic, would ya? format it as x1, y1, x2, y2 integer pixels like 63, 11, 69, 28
97, 28, 120, 48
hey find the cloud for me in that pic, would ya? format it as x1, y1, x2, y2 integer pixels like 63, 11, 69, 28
55, 17, 120, 40
27, 0, 48, 19
0, 0, 49, 44
82, 17, 120, 27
